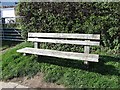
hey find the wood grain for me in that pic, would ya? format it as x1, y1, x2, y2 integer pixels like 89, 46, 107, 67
28, 33, 100, 40
28, 38, 100, 46
17, 47, 99, 62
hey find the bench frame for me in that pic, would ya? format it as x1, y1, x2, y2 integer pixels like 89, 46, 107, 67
17, 33, 100, 65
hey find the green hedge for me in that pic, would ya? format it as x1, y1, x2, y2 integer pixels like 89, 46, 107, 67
16, 2, 120, 49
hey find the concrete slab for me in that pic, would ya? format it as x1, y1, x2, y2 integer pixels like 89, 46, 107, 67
13, 88, 29, 90
0, 82, 28, 90
15, 85, 28, 88
0, 82, 18, 89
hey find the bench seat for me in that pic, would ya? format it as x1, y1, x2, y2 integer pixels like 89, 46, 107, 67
17, 47, 99, 62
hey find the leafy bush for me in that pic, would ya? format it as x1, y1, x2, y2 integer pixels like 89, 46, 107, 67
16, 2, 120, 49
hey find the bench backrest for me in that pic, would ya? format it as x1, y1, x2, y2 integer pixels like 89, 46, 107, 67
28, 33, 100, 46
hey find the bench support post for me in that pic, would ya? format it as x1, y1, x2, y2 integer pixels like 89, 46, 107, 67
23, 53, 26, 56
84, 41, 90, 65
34, 42, 39, 48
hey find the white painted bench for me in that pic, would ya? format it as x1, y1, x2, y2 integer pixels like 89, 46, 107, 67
17, 33, 100, 64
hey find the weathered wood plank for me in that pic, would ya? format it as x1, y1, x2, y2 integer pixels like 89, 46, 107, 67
28, 33, 100, 40
17, 47, 99, 62
28, 38, 100, 46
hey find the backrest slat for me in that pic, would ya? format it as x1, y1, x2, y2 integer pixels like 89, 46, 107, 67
28, 33, 100, 40
28, 38, 100, 46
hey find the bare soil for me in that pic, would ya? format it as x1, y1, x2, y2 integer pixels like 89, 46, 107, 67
10, 73, 65, 88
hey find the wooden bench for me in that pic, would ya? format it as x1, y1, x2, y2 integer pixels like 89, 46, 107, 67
17, 33, 100, 64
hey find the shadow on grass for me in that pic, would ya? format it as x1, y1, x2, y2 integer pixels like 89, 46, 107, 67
37, 55, 119, 76
1, 40, 21, 50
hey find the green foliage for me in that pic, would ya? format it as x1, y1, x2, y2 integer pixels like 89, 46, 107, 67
1, 41, 20, 51
1, 42, 41, 80
16, 2, 120, 49
3, 23, 18, 29
1, 42, 120, 88
43, 66, 65, 83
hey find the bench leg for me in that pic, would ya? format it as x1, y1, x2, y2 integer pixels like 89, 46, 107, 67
84, 61, 89, 69
34, 42, 39, 48
84, 61, 88, 65
84, 44, 90, 68
23, 53, 26, 56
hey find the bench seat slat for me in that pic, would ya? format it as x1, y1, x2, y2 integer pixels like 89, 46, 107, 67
17, 47, 99, 62
28, 38, 100, 46
28, 33, 100, 40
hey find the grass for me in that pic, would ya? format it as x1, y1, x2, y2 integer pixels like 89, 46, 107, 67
0, 40, 20, 51
1, 41, 120, 88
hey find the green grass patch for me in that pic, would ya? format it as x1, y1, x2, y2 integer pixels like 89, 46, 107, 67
0, 40, 21, 51
1, 42, 120, 88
